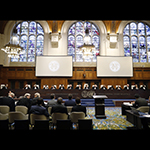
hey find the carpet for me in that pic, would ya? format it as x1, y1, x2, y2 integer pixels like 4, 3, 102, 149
83, 107, 134, 130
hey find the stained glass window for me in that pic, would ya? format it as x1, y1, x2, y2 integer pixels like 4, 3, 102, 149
123, 22, 150, 63
68, 21, 100, 62
11, 21, 44, 62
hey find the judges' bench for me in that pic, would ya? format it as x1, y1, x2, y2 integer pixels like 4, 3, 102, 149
0, 89, 149, 100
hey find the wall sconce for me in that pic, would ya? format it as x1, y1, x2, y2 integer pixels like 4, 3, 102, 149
49, 32, 62, 48
107, 33, 119, 48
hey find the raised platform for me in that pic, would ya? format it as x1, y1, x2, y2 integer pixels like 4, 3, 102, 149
0, 89, 149, 99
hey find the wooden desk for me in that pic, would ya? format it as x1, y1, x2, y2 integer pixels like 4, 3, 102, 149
0, 89, 150, 99
126, 110, 150, 129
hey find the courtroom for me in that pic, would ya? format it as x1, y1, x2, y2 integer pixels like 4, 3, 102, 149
0, 20, 150, 130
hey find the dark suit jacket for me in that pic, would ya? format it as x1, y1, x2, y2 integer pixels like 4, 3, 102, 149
0, 97, 15, 111
133, 97, 148, 108
17, 98, 32, 113
51, 104, 68, 115
71, 104, 86, 116
29, 105, 49, 117
64, 100, 76, 106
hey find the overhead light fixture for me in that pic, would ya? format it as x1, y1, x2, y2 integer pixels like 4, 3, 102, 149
1, 21, 23, 58
79, 27, 95, 61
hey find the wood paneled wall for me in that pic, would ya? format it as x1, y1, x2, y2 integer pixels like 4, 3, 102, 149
0, 65, 150, 89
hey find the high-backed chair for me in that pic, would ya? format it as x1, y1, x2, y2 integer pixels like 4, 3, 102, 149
15, 106, 28, 115
48, 107, 52, 116
0, 106, 10, 114
137, 106, 150, 113
51, 113, 68, 125
8, 112, 28, 124
70, 112, 85, 123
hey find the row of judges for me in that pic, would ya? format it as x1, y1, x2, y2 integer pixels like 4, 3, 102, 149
1, 83, 147, 90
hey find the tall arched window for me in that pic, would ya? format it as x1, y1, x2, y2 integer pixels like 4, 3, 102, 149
68, 21, 100, 62
123, 22, 150, 63
11, 21, 44, 62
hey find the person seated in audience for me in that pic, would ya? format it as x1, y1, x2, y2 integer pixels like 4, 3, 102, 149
108, 85, 114, 90
43, 84, 49, 89
51, 85, 56, 90
2, 84, 8, 89
100, 85, 107, 90
71, 97, 86, 116
33, 84, 39, 89
59, 84, 65, 90
131, 94, 147, 108
92, 84, 98, 90
16, 93, 32, 113
51, 97, 68, 115
47, 93, 57, 107
133, 84, 139, 90
116, 85, 122, 90
29, 98, 49, 117
0, 91, 15, 111
31, 92, 41, 105
67, 84, 73, 90
75, 84, 82, 90
64, 94, 76, 106
140, 84, 147, 90
124, 84, 130, 90
84, 84, 89, 90
24, 84, 30, 89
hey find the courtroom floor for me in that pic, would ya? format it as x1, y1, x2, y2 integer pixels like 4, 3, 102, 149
84, 107, 134, 130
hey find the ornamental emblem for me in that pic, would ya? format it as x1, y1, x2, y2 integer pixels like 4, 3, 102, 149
49, 61, 60, 72
109, 61, 120, 72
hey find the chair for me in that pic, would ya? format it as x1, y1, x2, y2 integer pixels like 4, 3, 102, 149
66, 106, 73, 115
8, 112, 28, 124
51, 113, 68, 125
48, 107, 52, 116
33, 120, 49, 130
137, 106, 150, 113
70, 112, 85, 123
30, 114, 49, 125
14, 120, 29, 130
78, 119, 93, 130
0, 113, 9, 120
0, 105, 10, 114
15, 106, 28, 115
56, 119, 72, 130
0, 106, 10, 120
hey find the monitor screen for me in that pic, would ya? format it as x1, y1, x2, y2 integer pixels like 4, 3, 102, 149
97, 56, 133, 77
36, 56, 73, 77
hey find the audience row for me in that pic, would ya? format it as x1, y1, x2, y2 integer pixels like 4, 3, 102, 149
0, 91, 86, 118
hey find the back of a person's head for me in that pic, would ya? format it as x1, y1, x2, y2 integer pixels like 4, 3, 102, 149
57, 97, 62, 104
68, 94, 72, 100
50, 93, 55, 99
37, 98, 43, 106
134, 94, 140, 99
75, 97, 81, 104
34, 92, 40, 98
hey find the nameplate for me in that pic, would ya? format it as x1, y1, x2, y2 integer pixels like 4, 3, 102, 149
93, 95, 108, 99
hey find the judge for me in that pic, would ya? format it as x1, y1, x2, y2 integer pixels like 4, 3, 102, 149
59, 84, 65, 90
92, 84, 98, 90
43, 84, 49, 89
75, 84, 82, 90
84, 84, 89, 90
24, 84, 30, 89
67, 84, 73, 90
51, 85, 56, 90
116, 85, 122, 90
33, 84, 39, 89
101, 85, 107, 90
124, 84, 130, 90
